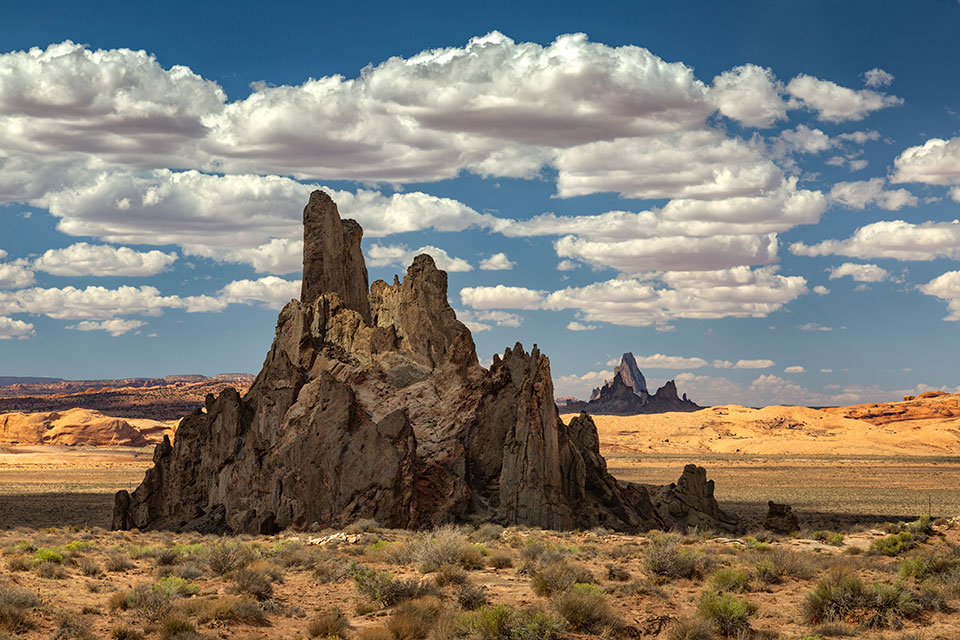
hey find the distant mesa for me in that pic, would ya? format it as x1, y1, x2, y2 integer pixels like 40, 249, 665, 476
0, 374, 255, 421
559, 352, 700, 416
113, 190, 738, 535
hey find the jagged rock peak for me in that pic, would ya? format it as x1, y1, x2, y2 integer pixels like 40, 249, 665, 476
615, 352, 647, 394
301, 190, 371, 323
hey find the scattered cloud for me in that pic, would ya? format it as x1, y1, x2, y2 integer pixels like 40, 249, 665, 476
709, 63, 789, 128
798, 322, 833, 331
478, 252, 515, 271
632, 354, 711, 369
828, 262, 891, 282
0, 316, 34, 340
367, 243, 473, 272
731, 359, 776, 369
0, 260, 36, 289
460, 285, 547, 310
828, 178, 917, 210
892, 137, 960, 186
862, 68, 894, 88
456, 309, 524, 332
566, 321, 596, 331
813, 285, 830, 295
919, 270, 960, 321
219, 276, 301, 309
784, 365, 805, 373
66, 318, 146, 336
33, 242, 177, 277
786, 74, 903, 122
790, 220, 960, 261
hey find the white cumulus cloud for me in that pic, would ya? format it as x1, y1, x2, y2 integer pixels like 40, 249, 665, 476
828, 178, 917, 210
367, 243, 472, 273
33, 242, 177, 276
919, 270, 960, 321
790, 220, 960, 261
828, 262, 890, 282
0, 316, 34, 340
66, 318, 146, 336
478, 252, 514, 271
786, 74, 903, 122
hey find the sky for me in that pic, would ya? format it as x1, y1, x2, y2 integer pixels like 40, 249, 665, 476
1, 0, 959, 406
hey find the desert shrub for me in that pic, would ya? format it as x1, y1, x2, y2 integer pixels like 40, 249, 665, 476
51, 613, 94, 640
743, 537, 771, 552
769, 548, 820, 580
914, 581, 948, 613
473, 523, 504, 542
356, 628, 394, 640
0, 583, 39, 632
667, 616, 716, 640
32, 547, 63, 564
106, 551, 135, 572
644, 534, 706, 579
810, 621, 856, 636
127, 544, 156, 560
434, 563, 468, 587
154, 576, 200, 598
811, 531, 845, 547
530, 560, 594, 596
552, 583, 620, 634
457, 582, 489, 610
803, 568, 932, 629
248, 559, 284, 582
306, 607, 350, 638
155, 548, 182, 566
158, 561, 205, 580
159, 615, 194, 639
111, 624, 144, 640
79, 558, 103, 577
126, 584, 173, 621
605, 563, 631, 581
518, 540, 546, 569
398, 526, 480, 572
905, 516, 934, 537
314, 559, 350, 584
754, 558, 781, 584
190, 595, 266, 625
870, 532, 915, 556
204, 541, 253, 576
459, 604, 562, 640
386, 597, 444, 639
350, 562, 435, 607
898, 551, 957, 581
488, 552, 514, 570
345, 518, 380, 534
5, 556, 29, 572
37, 560, 67, 578
709, 568, 750, 593
229, 567, 274, 601
613, 578, 667, 598
696, 592, 756, 636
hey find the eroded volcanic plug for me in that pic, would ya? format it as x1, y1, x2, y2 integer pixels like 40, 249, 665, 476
113, 191, 737, 534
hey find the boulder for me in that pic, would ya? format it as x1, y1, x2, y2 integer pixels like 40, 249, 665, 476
114, 190, 735, 534
652, 464, 740, 533
763, 500, 800, 533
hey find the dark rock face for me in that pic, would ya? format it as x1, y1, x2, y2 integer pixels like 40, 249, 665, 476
652, 464, 740, 533
764, 501, 800, 533
114, 191, 734, 534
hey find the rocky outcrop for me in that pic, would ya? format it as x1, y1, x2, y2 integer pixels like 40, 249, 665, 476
652, 464, 739, 533
764, 501, 799, 533
114, 191, 733, 534
566, 356, 701, 416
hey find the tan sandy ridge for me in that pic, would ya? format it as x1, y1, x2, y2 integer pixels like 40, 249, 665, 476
563, 392, 960, 456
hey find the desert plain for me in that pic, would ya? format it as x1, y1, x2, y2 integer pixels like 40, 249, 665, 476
1, 392, 960, 639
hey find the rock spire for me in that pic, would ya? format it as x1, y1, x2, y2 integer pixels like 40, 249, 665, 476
113, 191, 735, 534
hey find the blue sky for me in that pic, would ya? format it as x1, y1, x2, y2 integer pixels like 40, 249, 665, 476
1, 0, 959, 405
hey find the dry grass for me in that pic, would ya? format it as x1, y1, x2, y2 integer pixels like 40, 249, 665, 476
0, 517, 957, 638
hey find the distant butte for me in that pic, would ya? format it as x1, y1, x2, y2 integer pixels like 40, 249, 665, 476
113, 191, 738, 534
561, 352, 701, 415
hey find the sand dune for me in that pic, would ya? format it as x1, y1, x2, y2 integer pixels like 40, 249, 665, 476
564, 392, 960, 456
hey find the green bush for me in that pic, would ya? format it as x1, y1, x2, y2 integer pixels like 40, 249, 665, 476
898, 551, 957, 581
696, 592, 756, 636
457, 582, 489, 610
350, 562, 435, 607
754, 558, 781, 584
708, 568, 750, 593
32, 547, 64, 564
459, 605, 562, 640
552, 583, 621, 634
812, 531, 845, 546
804, 569, 931, 629
870, 532, 915, 556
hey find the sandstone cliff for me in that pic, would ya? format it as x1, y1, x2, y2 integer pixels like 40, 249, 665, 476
0, 408, 173, 447
114, 191, 735, 534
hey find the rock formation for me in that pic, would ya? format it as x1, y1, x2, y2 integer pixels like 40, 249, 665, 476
0, 408, 173, 446
652, 465, 739, 532
566, 354, 700, 416
763, 501, 799, 533
113, 191, 735, 534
